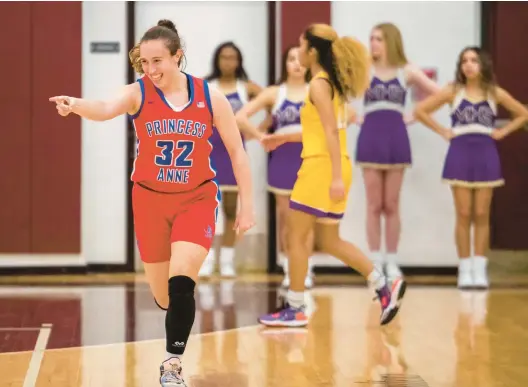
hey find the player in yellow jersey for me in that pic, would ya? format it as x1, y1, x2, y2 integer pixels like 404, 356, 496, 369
258, 24, 406, 327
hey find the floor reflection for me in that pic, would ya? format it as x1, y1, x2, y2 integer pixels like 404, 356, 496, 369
0, 278, 527, 386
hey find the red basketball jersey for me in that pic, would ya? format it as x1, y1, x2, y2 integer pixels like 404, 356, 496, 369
130, 73, 216, 193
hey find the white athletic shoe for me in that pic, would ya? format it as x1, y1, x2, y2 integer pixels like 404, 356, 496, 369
457, 258, 474, 289
472, 256, 489, 289
220, 247, 236, 277
198, 249, 215, 277
160, 357, 186, 386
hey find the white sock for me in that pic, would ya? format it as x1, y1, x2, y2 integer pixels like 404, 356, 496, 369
307, 257, 314, 275
458, 257, 472, 272
386, 253, 398, 264
370, 251, 383, 264
198, 285, 214, 311
287, 290, 305, 309
367, 267, 386, 290
220, 281, 235, 305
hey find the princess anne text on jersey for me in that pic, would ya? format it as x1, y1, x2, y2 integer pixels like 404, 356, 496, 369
143, 118, 208, 184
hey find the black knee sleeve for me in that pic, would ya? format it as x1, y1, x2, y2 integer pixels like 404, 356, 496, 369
166, 275, 196, 355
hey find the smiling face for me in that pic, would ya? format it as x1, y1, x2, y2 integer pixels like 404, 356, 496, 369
139, 39, 182, 88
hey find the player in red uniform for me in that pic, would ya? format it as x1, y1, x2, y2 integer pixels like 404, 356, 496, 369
49, 19, 255, 387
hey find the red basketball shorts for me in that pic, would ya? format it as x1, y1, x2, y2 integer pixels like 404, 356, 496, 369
132, 180, 220, 264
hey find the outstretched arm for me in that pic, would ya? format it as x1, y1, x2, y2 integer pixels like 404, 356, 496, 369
49, 82, 141, 121
211, 87, 254, 228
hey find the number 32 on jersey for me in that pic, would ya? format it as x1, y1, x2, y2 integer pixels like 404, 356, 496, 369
154, 140, 194, 184
155, 140, 194, 167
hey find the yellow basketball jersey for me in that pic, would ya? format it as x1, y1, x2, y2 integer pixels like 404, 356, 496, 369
300, 71, 349, 158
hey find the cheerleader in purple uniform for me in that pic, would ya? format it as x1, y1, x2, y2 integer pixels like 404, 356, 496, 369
356, 23, 440, 283
415, 46, 528, 289
200, 41, 264, 278
236, 46, 315, 287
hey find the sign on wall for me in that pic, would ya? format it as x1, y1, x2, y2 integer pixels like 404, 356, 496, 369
90, 42, 120, 53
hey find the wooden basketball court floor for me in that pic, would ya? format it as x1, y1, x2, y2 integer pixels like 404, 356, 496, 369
0, 273, 527, 387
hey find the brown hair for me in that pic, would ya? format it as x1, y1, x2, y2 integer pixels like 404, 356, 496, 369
205, 41, 248, 81
129, 19, 185, 74
304, 24, 370, 99
372, 22, 408, 67
276, 46, 310, 84
454, 46, 497, 98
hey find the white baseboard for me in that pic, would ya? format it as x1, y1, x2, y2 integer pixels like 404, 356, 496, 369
0, 254, 85, 267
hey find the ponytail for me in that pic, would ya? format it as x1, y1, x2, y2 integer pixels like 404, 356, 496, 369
129, 44, 143, 75
129, 18, 185, 75
304, 24, 370, 100
331, 37, 370, 99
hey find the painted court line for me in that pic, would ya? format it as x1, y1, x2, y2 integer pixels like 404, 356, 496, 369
23, 323, 52, 387
2, 324, 263, 355
0, 327, 43, 332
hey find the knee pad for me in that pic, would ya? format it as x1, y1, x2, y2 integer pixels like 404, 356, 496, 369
169, 275, 196, 297
166, 275, 196, 355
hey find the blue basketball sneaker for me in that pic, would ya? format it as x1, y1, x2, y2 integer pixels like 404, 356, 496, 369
258, 304, 309, 328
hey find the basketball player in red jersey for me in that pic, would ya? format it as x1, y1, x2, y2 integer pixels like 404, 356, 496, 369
49, 19, 255, 387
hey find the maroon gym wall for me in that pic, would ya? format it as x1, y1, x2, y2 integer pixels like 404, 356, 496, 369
0, 2, 81, 254
0, 3, 32, 252
485, 2, 528, 250
280, 1, 331, 54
